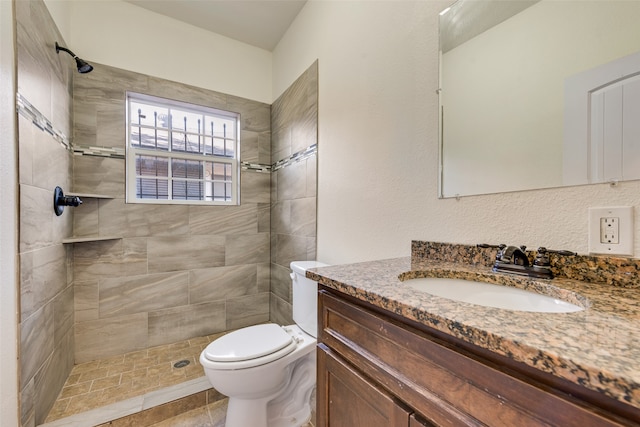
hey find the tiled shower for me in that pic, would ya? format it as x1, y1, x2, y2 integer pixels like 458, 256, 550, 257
16, 0, 319, 425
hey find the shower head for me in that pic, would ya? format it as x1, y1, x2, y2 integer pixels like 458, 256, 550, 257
55, 42, 93, 73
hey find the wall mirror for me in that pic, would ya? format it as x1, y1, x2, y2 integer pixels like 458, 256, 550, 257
439, 0, 640, 198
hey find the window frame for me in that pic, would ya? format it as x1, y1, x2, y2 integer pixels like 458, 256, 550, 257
125, 92, 240, 206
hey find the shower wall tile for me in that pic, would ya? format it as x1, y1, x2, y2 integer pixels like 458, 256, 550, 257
72, 198, 99, 237
20, 303, 55, 389
20, 244, 68, 320
19, 184, 53, 252
257, 262, 271, 293
276, 160, 308, 202
271, 60, 318, 163
241, 130, 260, 163
99, 272, 190, 318
99, 199, 190, 237
271, 263, 293, 303
72, 100, 97, 147
147, 236, 226, 273
33, 328, 74, 425
275, 234, 311, 270
189, 203, 258, 235
240, 130, 271, 165
72, 156, 125, 197
53, 285, 75, 344
148, 302, 226, 347
96, 103, 126, 148
16, 40, 52, 125
227, 95, 271, 133
73, 238, 148, 281
271, 127, 292, 164
271, 169, 278, 206
72, 62, 273, 361
18, 116, 34, 186
74, 281, 99, 322
226, 292, 270, 330
147, 76, 227, 110
269, 62, 319, 322
240, 170, 271, 203
16, 0, 75, 422
306, 156, 317, 198
20, 378, 35, 427
271, 200, 291, 234
32, 123, 72, 190
225, 233, 270, 266
291, 197, 317, 237
269, 293, 293, 327
306, 237, 317, 261
258, 203, 271, 233
189, 265, 258, 304
75, 313, 149, 363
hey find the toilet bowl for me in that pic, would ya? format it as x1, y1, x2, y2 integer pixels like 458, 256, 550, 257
199, 261, 327, 427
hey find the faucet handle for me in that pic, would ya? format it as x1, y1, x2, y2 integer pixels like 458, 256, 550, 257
537, 247, 577, 256
477, 243, 507, 251
477, 244, 507, 262
534, 247, 576, 267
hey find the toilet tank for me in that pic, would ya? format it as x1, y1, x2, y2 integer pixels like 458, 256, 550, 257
290, 261, 328, 338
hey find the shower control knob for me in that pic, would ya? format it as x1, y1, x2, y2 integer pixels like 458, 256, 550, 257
53, 186, 83, 216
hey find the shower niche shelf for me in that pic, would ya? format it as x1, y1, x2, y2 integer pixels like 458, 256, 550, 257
62, 192, 118, 244
62, 236, 121, 244
66, 192, 114, 199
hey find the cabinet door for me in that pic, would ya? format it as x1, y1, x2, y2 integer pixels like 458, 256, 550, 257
317, 344, 411, 427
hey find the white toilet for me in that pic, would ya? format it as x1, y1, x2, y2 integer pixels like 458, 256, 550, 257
199, 261, 328, 427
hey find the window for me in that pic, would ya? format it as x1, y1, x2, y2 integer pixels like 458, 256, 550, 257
126, 92, 240, 205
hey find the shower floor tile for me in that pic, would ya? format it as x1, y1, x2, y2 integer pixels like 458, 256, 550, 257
44, 333, 222, 424
146, 398, 315, 427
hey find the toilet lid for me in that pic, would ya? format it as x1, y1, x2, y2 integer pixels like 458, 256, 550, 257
204, 324, 294, 362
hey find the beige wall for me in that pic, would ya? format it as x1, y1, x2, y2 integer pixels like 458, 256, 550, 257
50, 0, 273, 104
71, 63, 272, 363
273, 0, 640, 263
16, 0, 76, 424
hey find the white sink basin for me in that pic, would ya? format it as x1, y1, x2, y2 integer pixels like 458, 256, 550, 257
405, 277, 584, 313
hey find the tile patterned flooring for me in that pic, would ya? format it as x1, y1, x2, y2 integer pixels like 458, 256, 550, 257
45, 334, 221, 424
145, 399, 314, 427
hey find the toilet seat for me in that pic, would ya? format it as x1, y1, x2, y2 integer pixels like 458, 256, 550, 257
203, 324, 297, 370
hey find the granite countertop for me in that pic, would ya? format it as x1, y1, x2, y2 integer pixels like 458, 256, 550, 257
306, 256, 640, 409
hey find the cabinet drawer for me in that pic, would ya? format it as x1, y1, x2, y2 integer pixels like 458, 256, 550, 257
319, 290, 633, 427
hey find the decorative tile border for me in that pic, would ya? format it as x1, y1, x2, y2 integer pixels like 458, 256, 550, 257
272, 144, 317, 172
73, 144, 125, 159
16, 92, 70, 149
241, 162, 271, 173
17, 92, 317, 173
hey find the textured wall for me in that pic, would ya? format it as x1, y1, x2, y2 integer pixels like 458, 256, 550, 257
16, 0, 75, 425
270, 62, 319, 325
71, 63, 272, 363
57, 0, 272, 104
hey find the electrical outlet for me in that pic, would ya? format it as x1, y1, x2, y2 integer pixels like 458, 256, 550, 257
600, 217, 619, 244
589, 207, 634, 255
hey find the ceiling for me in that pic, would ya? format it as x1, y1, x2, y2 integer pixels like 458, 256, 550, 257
440, 0, 539, 53
124, 0, 308, 51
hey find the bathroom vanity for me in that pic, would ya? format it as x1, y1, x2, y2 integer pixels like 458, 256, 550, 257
310, 242, 640, 426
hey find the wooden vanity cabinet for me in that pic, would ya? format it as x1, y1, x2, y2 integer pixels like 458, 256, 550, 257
317, 287, 640, 427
